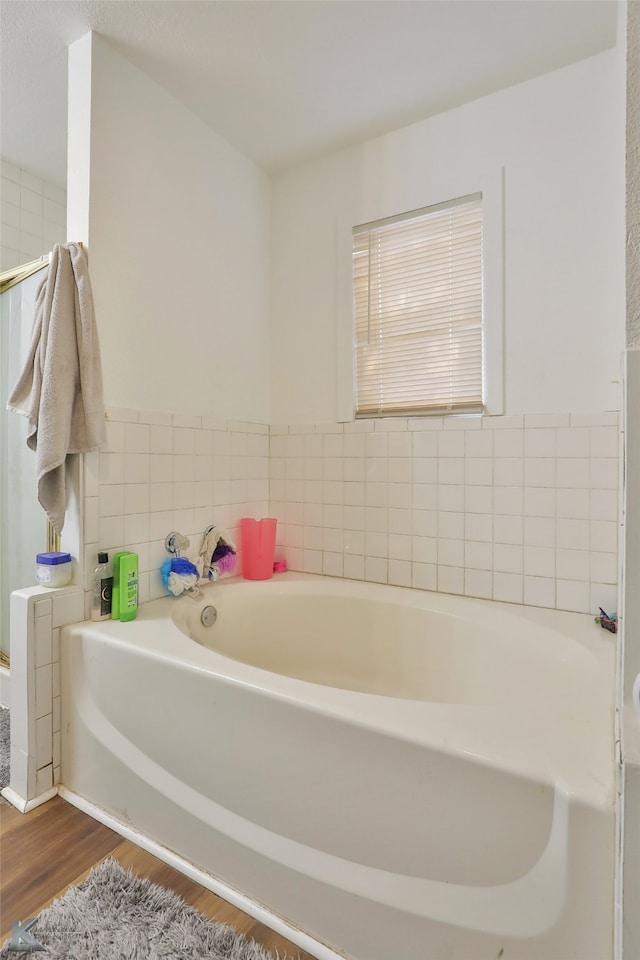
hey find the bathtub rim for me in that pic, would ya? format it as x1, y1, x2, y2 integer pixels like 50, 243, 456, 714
173, 572, 609, 660
175, 575, 600, 705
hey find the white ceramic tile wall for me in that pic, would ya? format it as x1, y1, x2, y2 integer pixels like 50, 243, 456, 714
0, 158, 66, 270
82, 407, 619, 620
83, 407, 270, 616
270, 412, 621, 615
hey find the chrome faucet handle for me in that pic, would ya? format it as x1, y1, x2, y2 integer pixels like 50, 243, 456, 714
165, 531, 190, 557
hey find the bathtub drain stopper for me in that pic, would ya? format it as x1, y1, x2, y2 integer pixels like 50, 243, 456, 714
201, 605, 217, 628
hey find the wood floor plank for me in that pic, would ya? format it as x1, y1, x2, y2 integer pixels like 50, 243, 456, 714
0, 797, 319, 959
0, 857, 108, 945
0, 796, 122, 939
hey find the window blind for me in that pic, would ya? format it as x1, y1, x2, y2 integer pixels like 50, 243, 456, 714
353, 194, 483, 417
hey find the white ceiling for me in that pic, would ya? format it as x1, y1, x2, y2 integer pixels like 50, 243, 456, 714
0, 0, 619, 188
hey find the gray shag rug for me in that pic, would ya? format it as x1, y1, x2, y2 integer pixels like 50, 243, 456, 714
0, 707, 9, 790
0, 858, 277, 959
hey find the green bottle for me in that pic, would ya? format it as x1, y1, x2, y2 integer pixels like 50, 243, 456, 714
111, 551, 129, 620
119, 552, 138, 622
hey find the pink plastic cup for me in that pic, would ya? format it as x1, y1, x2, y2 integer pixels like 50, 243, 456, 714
240, 517, 277, 580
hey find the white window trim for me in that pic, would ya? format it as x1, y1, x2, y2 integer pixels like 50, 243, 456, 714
336, 166, 505, 421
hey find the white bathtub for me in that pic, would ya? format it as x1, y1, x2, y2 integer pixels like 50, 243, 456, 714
60, 573, 615, 960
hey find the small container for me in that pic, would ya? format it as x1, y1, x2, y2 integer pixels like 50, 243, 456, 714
36, 551, 73, 588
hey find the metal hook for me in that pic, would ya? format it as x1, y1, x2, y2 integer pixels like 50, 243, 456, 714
165, 531, 190, 557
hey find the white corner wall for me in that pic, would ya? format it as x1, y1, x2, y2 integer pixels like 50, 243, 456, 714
622, 3, 640, 957
271, 49, 625, 423
68, 32, 271, 422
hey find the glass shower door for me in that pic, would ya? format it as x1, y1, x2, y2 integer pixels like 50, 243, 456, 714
0, 272, 45, 658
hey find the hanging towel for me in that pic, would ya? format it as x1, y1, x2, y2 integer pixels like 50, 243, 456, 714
6, 243, 106, 534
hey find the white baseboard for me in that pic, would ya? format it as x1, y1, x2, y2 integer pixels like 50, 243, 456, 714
58, 786, 345, 960
1, 785, 58, 813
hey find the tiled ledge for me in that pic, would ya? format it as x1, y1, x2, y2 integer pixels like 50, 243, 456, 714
3, 586, 83, 810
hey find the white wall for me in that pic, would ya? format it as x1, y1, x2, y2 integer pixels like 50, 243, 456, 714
622, 3, 640, 957
271, 50, 625, 423
68, 33, 271, 423
627, 0, 640, 350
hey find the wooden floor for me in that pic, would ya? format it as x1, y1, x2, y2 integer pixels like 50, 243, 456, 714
0, 795, 317, 959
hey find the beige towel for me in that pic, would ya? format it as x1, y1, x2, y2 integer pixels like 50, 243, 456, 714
199, 524, 237, 579
6, 243, 106, 533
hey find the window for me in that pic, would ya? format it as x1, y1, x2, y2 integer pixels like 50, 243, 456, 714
353, 194, 483, 418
